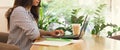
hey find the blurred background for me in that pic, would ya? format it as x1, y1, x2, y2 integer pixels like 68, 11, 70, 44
0, 0, 14, 32
0, 0, 120, 37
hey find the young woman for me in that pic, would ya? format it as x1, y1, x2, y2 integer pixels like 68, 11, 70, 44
5, 0, 64, 50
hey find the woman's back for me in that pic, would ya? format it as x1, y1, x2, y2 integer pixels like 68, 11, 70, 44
7, 6, 40, 50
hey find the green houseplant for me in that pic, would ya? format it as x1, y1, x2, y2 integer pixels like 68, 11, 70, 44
55, 9, 84, 35
91, 3, 106, 36
38, 0, 81, 31
107, 25, 120, 37
38, 0, 59, 30
70, 9, 84, 25
91, 4, 119, 37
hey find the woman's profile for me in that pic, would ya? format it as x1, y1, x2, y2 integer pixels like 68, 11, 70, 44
5, 0, 64, 50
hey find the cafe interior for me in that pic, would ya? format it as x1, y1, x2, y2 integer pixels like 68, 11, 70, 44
0, 0, 120, 50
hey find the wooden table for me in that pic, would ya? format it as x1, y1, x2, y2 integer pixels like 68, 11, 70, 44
30, 36, 120, 50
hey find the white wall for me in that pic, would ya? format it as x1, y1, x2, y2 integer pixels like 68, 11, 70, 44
0, 0, 14, 32
0, 0, 14, 7
111, 0, 120, 25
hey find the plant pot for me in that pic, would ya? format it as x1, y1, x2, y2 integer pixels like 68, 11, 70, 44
92, 34, 100, 37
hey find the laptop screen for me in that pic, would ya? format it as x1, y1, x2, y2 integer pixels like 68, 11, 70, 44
78, 15, 88, 38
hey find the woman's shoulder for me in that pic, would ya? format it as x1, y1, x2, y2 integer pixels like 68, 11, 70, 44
13, 6, 26, 12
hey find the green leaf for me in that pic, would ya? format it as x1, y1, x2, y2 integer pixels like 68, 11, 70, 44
96, 9, 101, 13
91, 29, 96, 35
94, 25, 100, 34
118, 27, 120, 31
113, 29, 117, 33
107, 31, 112, 37
100, 23, 105, 31
71, 15, 77, 23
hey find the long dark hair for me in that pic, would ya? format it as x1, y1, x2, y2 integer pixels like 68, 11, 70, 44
5, 0, 40, 30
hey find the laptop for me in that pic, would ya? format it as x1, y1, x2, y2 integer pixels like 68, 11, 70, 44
44, 15, 88, 39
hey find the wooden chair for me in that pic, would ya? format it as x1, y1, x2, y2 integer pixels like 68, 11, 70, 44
0, 32, 20, 50
0, 32, 9, 43
0, 42, 20, 50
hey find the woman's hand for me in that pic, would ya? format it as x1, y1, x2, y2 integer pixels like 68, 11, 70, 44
49, 30, 64, 37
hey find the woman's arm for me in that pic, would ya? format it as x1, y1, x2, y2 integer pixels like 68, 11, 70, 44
39, 29, 51, 36
39, 29, 64, 37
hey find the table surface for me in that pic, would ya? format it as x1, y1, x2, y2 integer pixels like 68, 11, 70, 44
30, 36, 120, 50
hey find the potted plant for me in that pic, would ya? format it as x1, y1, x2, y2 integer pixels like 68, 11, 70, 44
90, 4, 107, 36
91, 23, 117, 36
55, 9, 85, 35
91, 4, 119, 37
38, 0, 81, 31
107, 25, 120, 37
